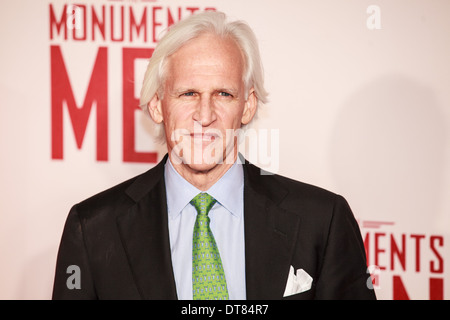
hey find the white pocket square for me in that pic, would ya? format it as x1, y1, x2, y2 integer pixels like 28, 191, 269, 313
283, 266, 313, 297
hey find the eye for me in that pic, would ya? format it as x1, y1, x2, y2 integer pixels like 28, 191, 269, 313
182, 92, 195, 97
218, 91, 232, 97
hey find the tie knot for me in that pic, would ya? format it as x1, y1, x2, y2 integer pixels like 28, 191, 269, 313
191, 193, 216, 216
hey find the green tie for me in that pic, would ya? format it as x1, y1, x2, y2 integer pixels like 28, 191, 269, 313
191, 193, 229, 300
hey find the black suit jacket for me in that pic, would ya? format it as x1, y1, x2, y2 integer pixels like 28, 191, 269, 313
52, 155, 375, 300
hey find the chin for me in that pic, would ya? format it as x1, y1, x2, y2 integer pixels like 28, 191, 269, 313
184, 162, 220, 174
168, 139, 237, 173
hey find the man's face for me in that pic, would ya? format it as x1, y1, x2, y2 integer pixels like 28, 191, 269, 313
148, 32, 257, 175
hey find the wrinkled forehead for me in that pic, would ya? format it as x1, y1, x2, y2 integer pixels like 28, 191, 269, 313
166, 32, 246, 76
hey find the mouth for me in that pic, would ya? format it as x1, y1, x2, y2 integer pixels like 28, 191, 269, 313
190, 132, 219, 142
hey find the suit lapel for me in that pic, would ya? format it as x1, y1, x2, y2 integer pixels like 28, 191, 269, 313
116, 156, 178, 300
115, 156, 300, 300
243, 162, 301, 299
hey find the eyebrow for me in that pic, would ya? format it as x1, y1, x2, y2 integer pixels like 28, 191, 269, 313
172, 87, 240, 96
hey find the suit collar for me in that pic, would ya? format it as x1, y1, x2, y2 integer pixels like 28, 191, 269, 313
117, 154, 178, 299
242, 160, 301, 299
241, 156, 289, 205
124, 154, 168, 203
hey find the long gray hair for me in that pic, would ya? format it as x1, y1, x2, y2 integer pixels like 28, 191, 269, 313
139, 11, 268, 142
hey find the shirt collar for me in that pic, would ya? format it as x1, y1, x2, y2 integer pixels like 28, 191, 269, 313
207, 160, 243, 218
164, 158, 244, 219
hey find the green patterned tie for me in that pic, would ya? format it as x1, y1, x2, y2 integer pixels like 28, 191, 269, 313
191, 193, 229, 300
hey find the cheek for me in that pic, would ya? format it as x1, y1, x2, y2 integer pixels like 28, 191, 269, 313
222, 110, 245, 130
215, 102, 245, 126
162, 101, 191, 127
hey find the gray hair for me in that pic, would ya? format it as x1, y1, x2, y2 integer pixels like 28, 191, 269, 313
139, 11, 268, 142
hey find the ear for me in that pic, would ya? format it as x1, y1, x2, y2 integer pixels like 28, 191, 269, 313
241, 88, 258, 125
147, 93, 164, 124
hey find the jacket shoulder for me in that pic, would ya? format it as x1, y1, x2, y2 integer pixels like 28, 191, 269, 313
243, 161, 356, 232
244, 161, 340, 208
75, 174, 139, 214
73, 158, 166, 222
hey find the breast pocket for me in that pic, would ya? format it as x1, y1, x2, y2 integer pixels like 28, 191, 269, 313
281, 285, 316, 300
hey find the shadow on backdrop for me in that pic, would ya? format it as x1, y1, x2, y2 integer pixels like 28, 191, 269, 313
330, 75, 447, 229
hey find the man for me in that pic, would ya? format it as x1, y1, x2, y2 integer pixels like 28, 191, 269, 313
52, 11, 375, 300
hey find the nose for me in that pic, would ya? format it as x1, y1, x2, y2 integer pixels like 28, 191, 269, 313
193, 95, 216, 126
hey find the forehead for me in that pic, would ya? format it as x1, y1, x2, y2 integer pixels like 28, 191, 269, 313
165, 33, 245, 82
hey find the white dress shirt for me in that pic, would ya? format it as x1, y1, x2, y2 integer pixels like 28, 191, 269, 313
164, 158, 246, 300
